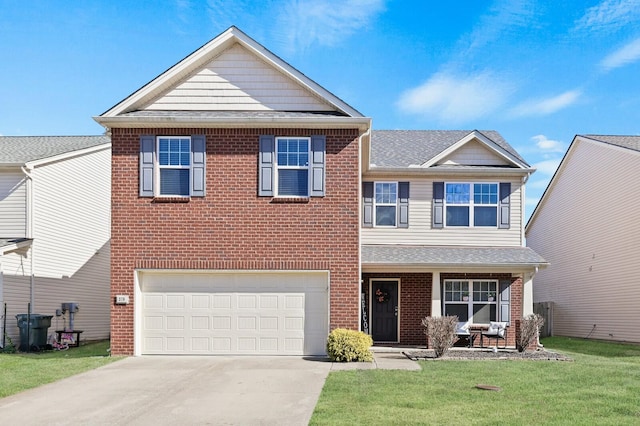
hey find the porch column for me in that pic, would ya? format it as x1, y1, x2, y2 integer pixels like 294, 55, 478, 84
522, 272, 534, 316
431, 271, 441, 317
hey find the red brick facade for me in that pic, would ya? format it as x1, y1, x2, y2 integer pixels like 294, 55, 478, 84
362, 272, 524, 348
110, 127, 361, 355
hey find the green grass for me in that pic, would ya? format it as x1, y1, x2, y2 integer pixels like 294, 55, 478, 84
311, 337, 640, 425
0, 340, 122, 398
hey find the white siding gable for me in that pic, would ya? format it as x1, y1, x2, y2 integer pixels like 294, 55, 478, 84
0, 171, 26, 237
145, 43, 334, 112
526, 138, 640, 343
438, 140, 511, 166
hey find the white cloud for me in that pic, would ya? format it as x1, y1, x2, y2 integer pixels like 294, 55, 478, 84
275, 0, 386, 54
531, 135, 566, 153
397, 72, 513, 124
510, 90, 581, 117
600, 37, 640, 71
532, 158, 562, 176
574, 0, 640, 33
465, 0, 539, 54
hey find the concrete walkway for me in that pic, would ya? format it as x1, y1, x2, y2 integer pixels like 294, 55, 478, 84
0, 351, 419, 426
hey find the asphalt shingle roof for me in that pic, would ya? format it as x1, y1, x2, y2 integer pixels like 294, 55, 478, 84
370, 130, 529, 168
0, 136, 110, 165
362, 245, 548, 267
581, 135, 640, 152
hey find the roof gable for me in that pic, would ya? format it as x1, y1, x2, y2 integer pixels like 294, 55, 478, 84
526, 134, 640, 230
100, 26, 362, 119
145, 43, 335, 113
433, 134, 513, 167
369, 130, 530, 170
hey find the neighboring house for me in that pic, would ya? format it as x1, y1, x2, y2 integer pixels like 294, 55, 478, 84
526, 135, 640, 343
94, 26, 544, 356
361, 130, 547, 347
0, 136, 111, 347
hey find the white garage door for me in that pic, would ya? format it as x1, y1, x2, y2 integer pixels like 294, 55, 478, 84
138, 271, 329, 356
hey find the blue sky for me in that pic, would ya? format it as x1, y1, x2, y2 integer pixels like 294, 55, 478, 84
2, 0, 640, 220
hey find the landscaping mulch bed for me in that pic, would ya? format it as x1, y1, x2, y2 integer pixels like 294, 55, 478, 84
404, 348, 572, 361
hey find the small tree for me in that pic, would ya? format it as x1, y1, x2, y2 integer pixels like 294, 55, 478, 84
517, 313, 544, 352
422, 316, 458, 357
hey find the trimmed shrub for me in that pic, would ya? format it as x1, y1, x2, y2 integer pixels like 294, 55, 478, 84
326, 328, 373, 362
517, 313, 545, 352
422, 316, 458, 357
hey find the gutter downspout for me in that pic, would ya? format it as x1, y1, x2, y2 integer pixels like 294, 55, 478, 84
21, 165, 34, 313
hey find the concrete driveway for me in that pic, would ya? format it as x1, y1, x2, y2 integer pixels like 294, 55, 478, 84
0, 356, 333, 425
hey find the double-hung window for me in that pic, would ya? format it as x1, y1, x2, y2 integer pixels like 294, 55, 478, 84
276, 137, 309, 197
443, 280, 500, 324
445, 182, 498, 227
258, 135, 325, 198
158, 137, 191, 196
362, 181, 409, 228
139, 135, 206, 198
374, 182, 397, 226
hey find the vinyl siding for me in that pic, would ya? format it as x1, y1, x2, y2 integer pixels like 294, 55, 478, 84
440, 140, 511, 166
0, 171, 26, 237
361, 176, 524, 246
527, 139, 640, 343
146, 43, 333, 112
25, 147, 111, 341
1, 250, 32, 345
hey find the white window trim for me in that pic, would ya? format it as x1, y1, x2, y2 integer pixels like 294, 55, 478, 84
443, 279, 500, 325
373, 181, 398, 227
444, 182, 499, 228
155, 136, 192, 197
274, 136, 311, 198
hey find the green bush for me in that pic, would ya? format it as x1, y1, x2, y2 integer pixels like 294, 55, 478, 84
326, 328, 373, 362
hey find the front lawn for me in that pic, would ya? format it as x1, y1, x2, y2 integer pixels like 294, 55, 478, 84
311, 337, 640, 425
0, 340, 122, 398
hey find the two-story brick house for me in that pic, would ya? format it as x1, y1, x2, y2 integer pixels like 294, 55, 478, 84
95, 27, 546, 356
95, 26, 370, 356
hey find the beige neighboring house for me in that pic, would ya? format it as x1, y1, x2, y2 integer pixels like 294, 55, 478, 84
526, 135, 640, 343
0, 136, 111, 348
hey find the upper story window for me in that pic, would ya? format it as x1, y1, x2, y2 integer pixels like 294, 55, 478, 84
443, 280, 503, 324
433, 181, 510, 229
445, 182, 498, 227
259, 135, 325, 198
158, 137, 191, 196
139, 135, 206, 198
276, 137, 310, 197
362, 181, 409, 228
375, 182, 397, 226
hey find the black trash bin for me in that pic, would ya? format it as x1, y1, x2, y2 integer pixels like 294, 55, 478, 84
15, 314, 53, 351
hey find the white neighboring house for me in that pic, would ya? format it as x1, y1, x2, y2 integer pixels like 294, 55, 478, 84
0, 136, 111, 348
526, 135, 640, 343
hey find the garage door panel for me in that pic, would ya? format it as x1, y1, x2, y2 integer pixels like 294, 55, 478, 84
140, 272, 328, 355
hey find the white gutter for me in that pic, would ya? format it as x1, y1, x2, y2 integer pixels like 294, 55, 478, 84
93, 116, 372, 132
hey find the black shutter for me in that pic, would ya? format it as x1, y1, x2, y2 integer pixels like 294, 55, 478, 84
432, 182, 444, 228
